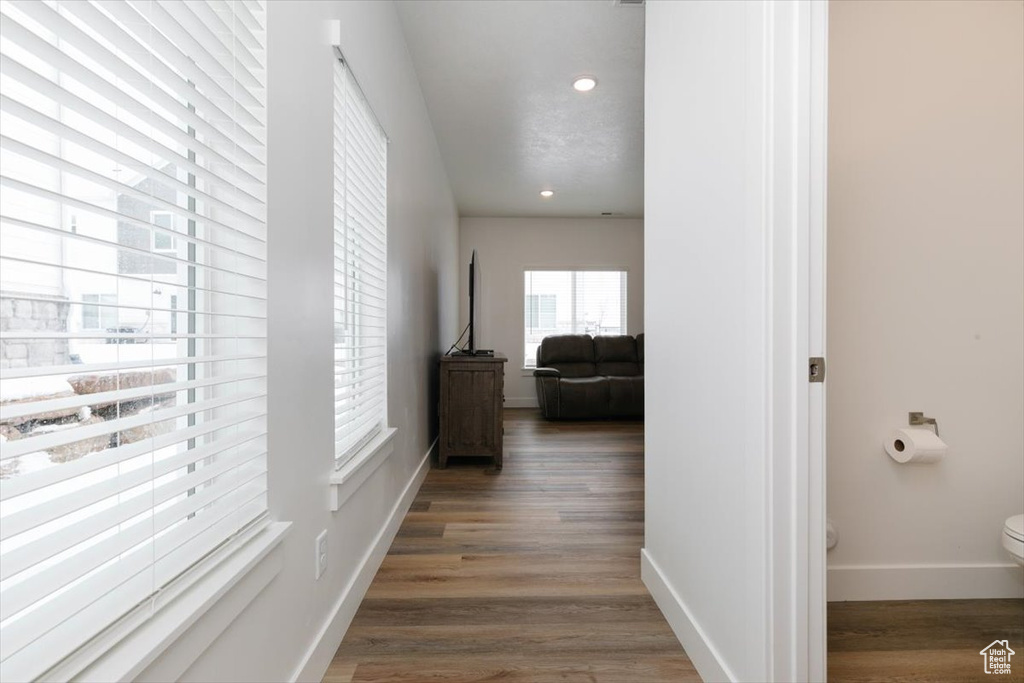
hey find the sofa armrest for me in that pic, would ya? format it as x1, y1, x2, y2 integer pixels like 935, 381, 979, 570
534, 373, 560, 419
533, 367, 561, 378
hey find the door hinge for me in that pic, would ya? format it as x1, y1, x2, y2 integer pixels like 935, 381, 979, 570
809, 357, 825, 383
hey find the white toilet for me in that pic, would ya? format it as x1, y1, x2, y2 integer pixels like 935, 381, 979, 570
1003, 514, 1024, 566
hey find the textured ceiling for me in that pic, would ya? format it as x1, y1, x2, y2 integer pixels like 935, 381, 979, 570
396, 0, 645, 218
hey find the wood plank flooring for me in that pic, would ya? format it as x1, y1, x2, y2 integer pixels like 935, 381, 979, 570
324, 408, 697, 683
829, 598, 1024, 682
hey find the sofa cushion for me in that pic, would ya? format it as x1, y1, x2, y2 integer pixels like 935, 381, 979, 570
608, 376, 644, 417
558, 376, 610, 419
594, 335, 640, 377
538, 334, 597, 378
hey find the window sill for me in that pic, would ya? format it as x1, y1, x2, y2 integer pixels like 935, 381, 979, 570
330, 427, 398, 511
65, 521, 290, 682
521, 367, 537, 377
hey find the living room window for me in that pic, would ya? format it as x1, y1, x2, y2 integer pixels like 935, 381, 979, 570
0, 2, 268, 679
523, 269, 628, 367
333, 51, 389, 468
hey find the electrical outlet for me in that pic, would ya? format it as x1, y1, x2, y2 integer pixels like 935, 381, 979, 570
315, 529, 328, 580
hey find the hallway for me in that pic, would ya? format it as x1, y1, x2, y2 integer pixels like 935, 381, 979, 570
324, 409, 696, 682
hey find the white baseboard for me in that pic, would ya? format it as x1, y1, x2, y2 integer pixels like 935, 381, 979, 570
827, 563, 1024, 601
505, 396, 538, 408
641, 549, 735, 683
291, 439, 435, 682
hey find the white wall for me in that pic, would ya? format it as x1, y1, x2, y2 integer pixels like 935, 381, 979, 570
827, 0, 1024, 601
458, 217, 644, 406
137, 2, 459, 680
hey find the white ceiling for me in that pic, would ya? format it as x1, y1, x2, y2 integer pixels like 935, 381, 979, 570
396, 0, 645, 218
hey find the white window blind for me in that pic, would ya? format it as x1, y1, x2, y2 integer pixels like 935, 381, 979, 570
524, 270, 627, 367
333, 52, 387, 467
0, 1, 267, 680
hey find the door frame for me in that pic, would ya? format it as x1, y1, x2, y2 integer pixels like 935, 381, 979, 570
763, 1, 828, 680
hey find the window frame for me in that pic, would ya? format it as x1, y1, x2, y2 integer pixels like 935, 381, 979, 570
80, 293, 119, 330
522, 267, 629, 368
149, 210, 177, 254
332, 47, 390, 470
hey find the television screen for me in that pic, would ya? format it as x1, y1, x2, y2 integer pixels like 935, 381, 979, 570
469, 249, 480, 351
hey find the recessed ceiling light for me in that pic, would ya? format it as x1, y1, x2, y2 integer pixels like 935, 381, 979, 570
540, 190, 554, 198
572, 76, 597, 92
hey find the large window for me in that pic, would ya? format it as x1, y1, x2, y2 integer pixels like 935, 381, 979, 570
0, 2, 267, 680
333, 52, 388, 467
524, 270, 627, 367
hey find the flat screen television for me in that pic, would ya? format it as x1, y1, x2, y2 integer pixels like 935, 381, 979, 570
463, 249, 492, 356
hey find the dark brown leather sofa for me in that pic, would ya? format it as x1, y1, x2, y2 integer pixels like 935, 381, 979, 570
533, 334, 644, 419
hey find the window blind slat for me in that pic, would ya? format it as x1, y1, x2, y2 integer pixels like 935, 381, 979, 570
96, 0, 263, 118
0, 429, 265, 547
0, 352, 265, 381
0, 177, 268, 266
0, 477, 267, 676
156, 0, 264, 91
61, 0, 264, 134
0, 372, 262, 422
0, 71, 265, 210
0, 141, 267, 254
334, 368, 385, 392
1, 412, 264, 502
1, 94, 264, 218
0, 236, 268, 292
0, 447, 266, 619
0, 384, 266, 461
0, 6, 266, 174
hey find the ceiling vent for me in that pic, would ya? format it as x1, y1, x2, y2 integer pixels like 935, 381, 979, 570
614, 0, 645, 6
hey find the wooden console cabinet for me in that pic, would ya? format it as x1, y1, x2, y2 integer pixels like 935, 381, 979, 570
439, 353, 507, 469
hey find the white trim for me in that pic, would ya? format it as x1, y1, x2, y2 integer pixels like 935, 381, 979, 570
329, 427, 398, 511
759, 2, 829, 680
827, 564, 1024, 602
66, 521, 290, 683
804, 2, 829, 679
504, 396, 539, 409
293, 439, 434, 682
641, 550, 735, 683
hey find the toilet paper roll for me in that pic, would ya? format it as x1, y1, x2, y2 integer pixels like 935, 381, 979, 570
884, 427, 947, 464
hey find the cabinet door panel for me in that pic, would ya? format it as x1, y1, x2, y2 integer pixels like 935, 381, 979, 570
445, 367, 496, 453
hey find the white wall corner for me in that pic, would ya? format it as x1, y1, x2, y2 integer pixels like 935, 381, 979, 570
641, 550, 735, 683
291, 439, 435, 682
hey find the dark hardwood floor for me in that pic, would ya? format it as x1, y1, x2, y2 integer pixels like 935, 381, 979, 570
324, 408, 697, 683
324, 407, 1023, 682
829, 598, 1024, 682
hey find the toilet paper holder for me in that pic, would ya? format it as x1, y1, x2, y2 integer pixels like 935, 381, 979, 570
908, 412, 939, 436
